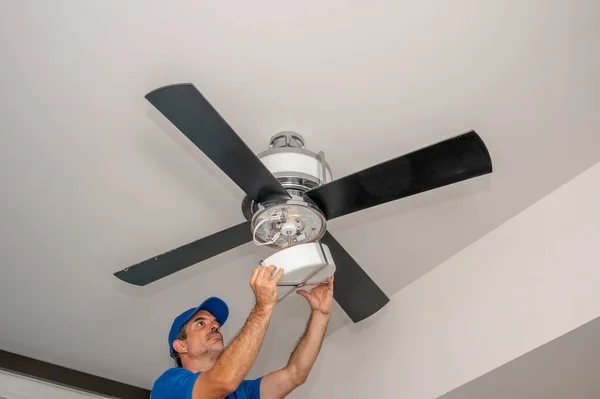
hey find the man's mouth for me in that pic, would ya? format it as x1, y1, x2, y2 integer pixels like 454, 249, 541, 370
209, 334, 222, 341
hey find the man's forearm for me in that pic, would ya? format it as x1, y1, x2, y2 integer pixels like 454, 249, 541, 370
208, 304, 273, 389
286, 310, 330, 384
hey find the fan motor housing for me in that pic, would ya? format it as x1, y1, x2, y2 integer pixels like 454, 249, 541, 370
242, 132, 332, 248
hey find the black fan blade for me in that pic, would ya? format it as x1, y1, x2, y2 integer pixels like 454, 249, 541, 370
305, 130, 492, 220
321, 231, 390, 323
114, 221, 252, 286
145, 83, 290, 204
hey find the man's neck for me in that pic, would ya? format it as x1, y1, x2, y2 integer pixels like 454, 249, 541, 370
182, 354, 219, 373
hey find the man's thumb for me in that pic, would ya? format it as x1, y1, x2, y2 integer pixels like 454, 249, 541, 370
297, 289, 309, 299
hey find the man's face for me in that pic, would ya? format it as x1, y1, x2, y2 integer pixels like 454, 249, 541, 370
178, 309, 224, 358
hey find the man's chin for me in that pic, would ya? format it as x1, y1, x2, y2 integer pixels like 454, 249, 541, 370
209, 342, 224, 352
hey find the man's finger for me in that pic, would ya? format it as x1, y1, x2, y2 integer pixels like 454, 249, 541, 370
265, 265, 277, 280
250, 265, 261, 285
256, 265, 268, 281
296, 289, 310, 299
272, 267, 285, 284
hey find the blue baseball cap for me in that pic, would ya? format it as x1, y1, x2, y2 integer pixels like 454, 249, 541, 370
168, 296, 229, 357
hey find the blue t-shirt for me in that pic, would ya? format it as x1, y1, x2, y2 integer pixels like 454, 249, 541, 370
150, 367, 262, 399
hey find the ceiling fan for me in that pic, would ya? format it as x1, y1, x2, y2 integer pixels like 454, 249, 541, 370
114, 83, 493, 323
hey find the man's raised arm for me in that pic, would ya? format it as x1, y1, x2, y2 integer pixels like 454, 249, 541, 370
259, 275, 334, 399
193, 265, 283, 399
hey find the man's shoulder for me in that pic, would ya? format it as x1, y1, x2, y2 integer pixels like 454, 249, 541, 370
156, 367, 196, 380
151, 367, 263, 399
151, 368, 199, 398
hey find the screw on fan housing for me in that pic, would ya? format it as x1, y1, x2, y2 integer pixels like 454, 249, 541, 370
244, 132, 331, 249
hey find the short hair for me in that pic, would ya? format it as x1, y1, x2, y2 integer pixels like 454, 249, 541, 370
173, 324, 187, 368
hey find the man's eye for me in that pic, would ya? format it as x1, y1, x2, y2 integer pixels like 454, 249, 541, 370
198, 321, 204, 326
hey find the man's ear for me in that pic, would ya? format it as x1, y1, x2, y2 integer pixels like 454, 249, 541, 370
173, 339, 187, 355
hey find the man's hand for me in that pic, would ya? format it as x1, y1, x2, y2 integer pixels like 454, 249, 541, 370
250, 265, 284, 311
297, 275, 334, 316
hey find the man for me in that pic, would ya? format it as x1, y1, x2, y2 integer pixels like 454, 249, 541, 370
150, 264, 334, 399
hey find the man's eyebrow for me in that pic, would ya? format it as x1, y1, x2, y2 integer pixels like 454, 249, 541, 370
192, 316, 219, 324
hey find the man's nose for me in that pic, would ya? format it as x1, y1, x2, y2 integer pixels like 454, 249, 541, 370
210, 324, 219, 332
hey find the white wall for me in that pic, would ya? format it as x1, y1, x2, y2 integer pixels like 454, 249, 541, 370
290, 160, 600, 399
0, 370, 109, 399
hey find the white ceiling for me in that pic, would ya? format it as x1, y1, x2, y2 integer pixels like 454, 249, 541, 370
1, 0, 599, 390
439, 316, 600, 399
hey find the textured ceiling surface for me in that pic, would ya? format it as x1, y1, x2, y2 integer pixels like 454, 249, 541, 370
1, 0, 599, 390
